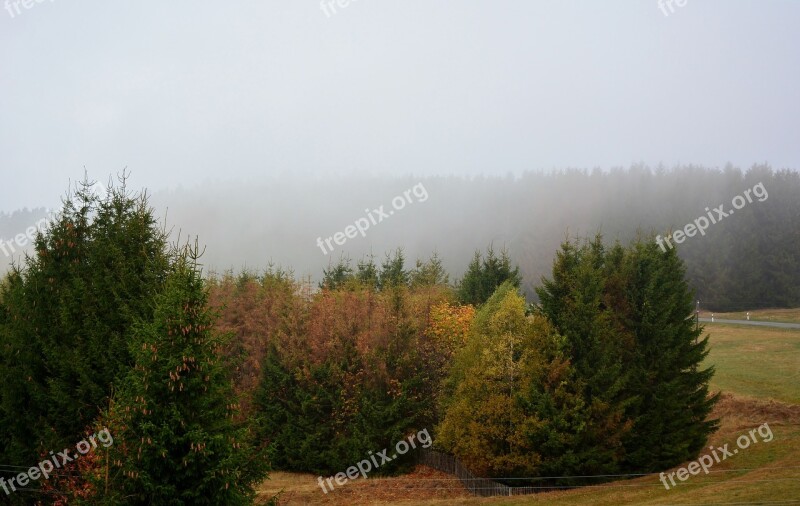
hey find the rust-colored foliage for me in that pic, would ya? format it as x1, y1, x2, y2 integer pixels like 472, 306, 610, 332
208, 269, 305, 416
211, 268, 467, 468
36, 427, 113, 505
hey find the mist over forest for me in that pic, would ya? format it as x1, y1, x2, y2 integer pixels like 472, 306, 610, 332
3, 163, 797, 311
3, 1, 800, 502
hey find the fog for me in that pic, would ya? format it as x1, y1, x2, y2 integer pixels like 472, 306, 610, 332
5, 164, 799, 313
2, 1, 799, 211
2, 1, 799, 308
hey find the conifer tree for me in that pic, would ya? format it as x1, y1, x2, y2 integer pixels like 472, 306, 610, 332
537, 235, 718, 476
409, 252, 449, 287
96, 247, 270, 505
356, 254, 379, 288
319, 255, 353, 290
536, 236, 635, 472
611, 239, 719, 471
0, 176, 170, 469
457, 246, 520, 306
378, 248, 408, 289
254, 282, 441, 476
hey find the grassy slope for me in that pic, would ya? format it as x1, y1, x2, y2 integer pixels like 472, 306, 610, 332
704, 323, 800, 404
708, 307, 800, 324
257, 322, 800, 505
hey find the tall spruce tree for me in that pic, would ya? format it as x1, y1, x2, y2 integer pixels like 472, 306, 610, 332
95, 247, 270, 505
610, 238, 719, 472
537, 234, 718, 475
0, 177, 170, 478
535, 237, 633, 473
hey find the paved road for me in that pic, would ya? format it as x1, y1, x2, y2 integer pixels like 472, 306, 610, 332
699, 317, 800, 329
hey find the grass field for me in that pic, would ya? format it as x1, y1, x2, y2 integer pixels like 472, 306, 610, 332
707, 307, 800, 324
256, 321, 800, 505
704, 324, 800, 404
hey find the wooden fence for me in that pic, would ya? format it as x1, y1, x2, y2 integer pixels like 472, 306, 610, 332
417, 448, 539, 497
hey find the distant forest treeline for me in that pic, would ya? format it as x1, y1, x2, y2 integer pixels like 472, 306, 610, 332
2, 164, 798, 311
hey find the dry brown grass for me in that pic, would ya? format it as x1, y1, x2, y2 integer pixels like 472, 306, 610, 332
257, 465, 470, 505
711, 391, 800, 428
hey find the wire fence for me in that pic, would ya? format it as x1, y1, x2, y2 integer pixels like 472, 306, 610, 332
417, 448, 538, 497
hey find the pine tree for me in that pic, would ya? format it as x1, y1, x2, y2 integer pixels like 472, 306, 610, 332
96, 247, 270, 505
537, 234, 719, 476
355, 254, 379, 288
457, 246, 521, 306
611, 238, 719, 472
456, 251, 483, 306
536, 236, 634, 473
319, 255, 353, 290
0, 269, 46, 477
0, 176, 171, 471
252, 342, 309, 471
378, 248, 408, 289
409, 252, 449, 287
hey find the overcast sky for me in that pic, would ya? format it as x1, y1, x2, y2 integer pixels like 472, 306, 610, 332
1, 0, 798, 212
